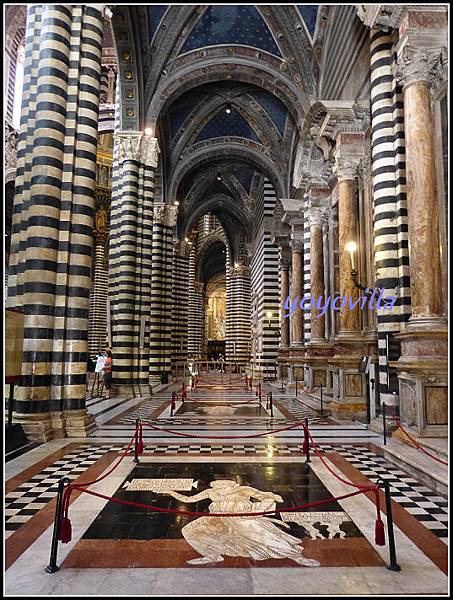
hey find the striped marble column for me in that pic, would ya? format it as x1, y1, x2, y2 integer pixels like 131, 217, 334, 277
6, 5, 105, 441
87, 229, 108, 357
109, 133, 159, 389
171, 240, 190, 370
370, 29, 410, 406
228, 264, 251, 363
187, 245, 203, 359
148, 204, 177, 382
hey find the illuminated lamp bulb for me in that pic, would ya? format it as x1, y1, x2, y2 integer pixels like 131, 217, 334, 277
346, 241, 357, 270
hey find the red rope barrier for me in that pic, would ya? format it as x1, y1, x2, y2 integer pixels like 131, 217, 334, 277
141, 419, 305, 439
56, 419, 385, 547
390, 414, 448, 466
58, 426, 139, 543
64, 485, 372, 519
304, 424, 385, 545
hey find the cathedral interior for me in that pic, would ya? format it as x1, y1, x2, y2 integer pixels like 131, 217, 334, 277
4, 4, 449, 596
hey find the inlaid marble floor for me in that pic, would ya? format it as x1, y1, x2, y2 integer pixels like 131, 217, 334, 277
4, 382, 448, 595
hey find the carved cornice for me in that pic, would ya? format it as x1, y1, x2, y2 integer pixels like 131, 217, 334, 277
394, 46, 448, 91
357, 5, 404, 29
318, 100, 370, 142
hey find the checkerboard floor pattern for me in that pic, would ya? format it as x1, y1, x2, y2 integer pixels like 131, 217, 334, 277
5, 443, 448, 545
118, 401, 328, 426
4, 445, 123, 532
336, 445, 449, 544
115, 397, 172, 424
274, 395, 332, 424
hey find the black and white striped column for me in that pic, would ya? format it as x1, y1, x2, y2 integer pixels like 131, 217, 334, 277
109, 132, 159, 389
148, 204, 177, 382
187, 244, 203, 360
370, 29, 410, 407
228, 264, 251, 363
6, 5, 105, 440
171, 240, 190, 370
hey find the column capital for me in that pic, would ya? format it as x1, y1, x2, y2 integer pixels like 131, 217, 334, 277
279, 198, 304, 225
141, 136, 160, 168
173, 239, 191, 258
394, 46, 447, 91
290, 239, 304, 252
154, 203, 178, 227
115, 131, 142, 162
229, 264, 251, 278
307, 206, 326, 228
333, 155, 361, 182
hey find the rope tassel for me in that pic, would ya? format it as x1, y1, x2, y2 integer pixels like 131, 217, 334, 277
59, 516, 72, 544
137, 424, 144, 454
375, 516, 385, 546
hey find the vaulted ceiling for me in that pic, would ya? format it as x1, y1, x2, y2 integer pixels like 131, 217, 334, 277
112, 5, 322, 256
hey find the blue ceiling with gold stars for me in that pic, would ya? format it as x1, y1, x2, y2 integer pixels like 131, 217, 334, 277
196, 108, 260, 143
179, 6, 282, 57
168, 91, 208, 140
297, 6, 318, 36
250, 90, 287, 136
148, 6, 169, 41
233, 168, 255, 194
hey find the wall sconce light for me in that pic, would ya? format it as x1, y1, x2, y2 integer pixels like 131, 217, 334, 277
174, 200, 179, 206
225, 103, 232, 114
266, 310, 273, 327
144, 127, 153, 136
216, 172, 222, 181
347, 240, 374, 297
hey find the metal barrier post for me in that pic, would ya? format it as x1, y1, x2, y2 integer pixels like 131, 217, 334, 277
45, 477, 70, 573
269, 392, 273, 417
304, 418, 311, 463
377, 478, 401, 572
382, 402, 387, 446
295, 377, 298, 397
7, 381, 15, 427
134, 419, 140, 463
320, 385, 323, 415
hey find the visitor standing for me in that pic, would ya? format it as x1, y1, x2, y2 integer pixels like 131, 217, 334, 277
102, 349, 113, 399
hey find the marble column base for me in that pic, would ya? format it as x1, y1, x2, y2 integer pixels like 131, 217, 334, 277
392, 328, 447, 437
65, 410, 97, 437
327, 340, 377, 420
11, 413, 55, 443
50, 411, 68, 439
304, 343, 335, 389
